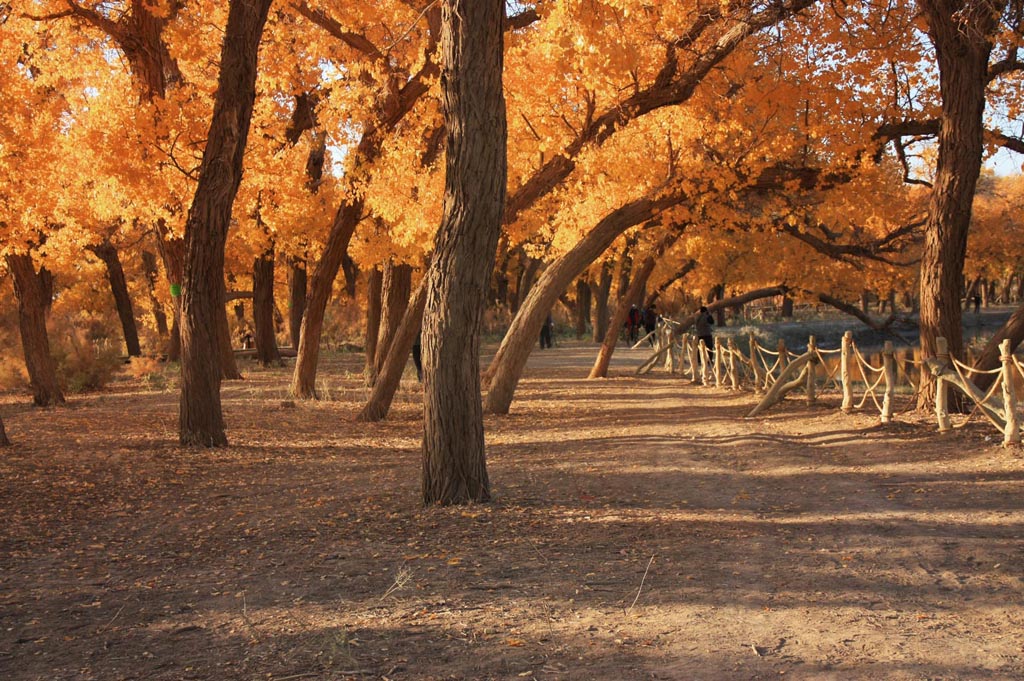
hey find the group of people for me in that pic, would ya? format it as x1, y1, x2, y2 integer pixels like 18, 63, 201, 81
625, 304, 659, 344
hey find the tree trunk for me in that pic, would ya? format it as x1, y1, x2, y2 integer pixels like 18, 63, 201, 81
482, 191, 688, 415
178, 0, 272, 446
217, 303, 243, 380
374, 260, 413, 375
591, 261, 613, 342
155, 225, 185, 361
0, 415, 9, 447
288, 258, 306, 349
645, 259, 697, 307
364, 266, 383, 384
292, 199, 364, 398
358, 277, 428, 422
515, 255, 541, 313
971, 301, 1024, 393
574, 277, 590, 339
6, 254, 65, 407
253, 246, 281, 366
915, 0, 1002, 409
589, 253, 659, 378
90, 241, 142, 357
141, 250, 169, 338
421, 0, 505, 505
781, 295, 794, 317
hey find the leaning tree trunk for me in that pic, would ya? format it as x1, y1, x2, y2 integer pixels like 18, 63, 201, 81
6, 254, 64, 407
364, 266, 383, 385
358, 278, 428, 422
178, 0, 272, 446
292, 199, 364, 398
971, 300, 1024, 393
482, 191, 687, 415
253, 246, 281, 366
374, 260, 413, 375
90, 241, 141, 357
590, 253, 659, 379
421, 0, 506, 506
288, 258, 306, 349
141, 249, 169, 338
915, 0, 1002, 409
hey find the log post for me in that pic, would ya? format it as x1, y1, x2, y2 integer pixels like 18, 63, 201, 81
664, 326, 675, 373
935, 336, 952, 432
778, 338, 788, 370
806, 336, 817, 404
749, 331, 764, 392
688, 334, 699, 383
727, 337, 739, 390
1000, 338, 1020, 446
713, 336, 723, 387
881, 340, 895, 424
841, 331, 853, 413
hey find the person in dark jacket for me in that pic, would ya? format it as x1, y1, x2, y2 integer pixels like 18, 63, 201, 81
694, 305, 714, 362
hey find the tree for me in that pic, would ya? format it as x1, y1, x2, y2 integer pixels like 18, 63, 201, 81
178, 0, 274, 446
421, 0, 506, 505
0, 415, 9, 447
6, 254, 64, 407
88, 240, 142, 357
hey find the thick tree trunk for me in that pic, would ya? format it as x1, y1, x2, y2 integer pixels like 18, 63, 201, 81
253, 247, 281, 366
288, 258, 306, 349
589, 254, 659, 378
591, 261, 613, 342
141, 250, 169, 338
358, 278, 428, 422
364, 266, 383, 384
482, 192, 688, 415
915, 0, 1002, 408
178, 0, 272, 446
374, 261, 413, 375
781, 295, 794, 317
292, 199, 364, 398
90, 241, 142, 357
574, 277, 591, 338
421, 0, 505, 505
6, 254, 64, 407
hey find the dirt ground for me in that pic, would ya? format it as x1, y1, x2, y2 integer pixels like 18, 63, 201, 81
1, 341, 1023, 680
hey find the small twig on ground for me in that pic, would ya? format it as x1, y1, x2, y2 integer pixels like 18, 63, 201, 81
380, 564, 413, 601
626, 555, 655, 613
99, 604, 125, 633
241, 591, 262, 643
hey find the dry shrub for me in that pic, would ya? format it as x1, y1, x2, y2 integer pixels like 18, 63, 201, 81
125, 355, 168, 389
51, 317, 123, 394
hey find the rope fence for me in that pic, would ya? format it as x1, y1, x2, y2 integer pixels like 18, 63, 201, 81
636, 322, 1024, 445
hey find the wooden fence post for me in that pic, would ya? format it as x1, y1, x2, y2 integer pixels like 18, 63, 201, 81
727, 337, 739, 390
699, 338, 710, 385
714, 337, 723, 387
778, 338, 788, 370
881, 340, 895, 424
841, 331, 853, 413
688, 335, 699, 383
935, 336, 952, 432
806, 336, 817, 404
1000, 338, 1020, 445
749, 331, 764, 392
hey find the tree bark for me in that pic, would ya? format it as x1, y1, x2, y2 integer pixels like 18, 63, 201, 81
217, 303, 243, 380
589, 254, 659, 379
90, 241, 142, 357
482, 191, 688, 415
374, 260, 413, 375
971, 300, 1024, 392
364, 266, 383, 384
292, 199, 364, 398
253, 246, 281, 366
288, 258, 306, 349
358, 277, 428, 422
0, 415, 9, 447
421, 0, 505, 505
6, 254, 65, 406
155, 224, 184, 361
178, 0, 272, 446
574, 277, 591, 338
591, 262, 613, 342
141, 250, 169, 338
915, 0, 1004, 408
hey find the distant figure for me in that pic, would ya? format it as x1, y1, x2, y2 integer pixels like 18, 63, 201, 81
539, 313, 553, 349
973, 293, 981, 314
694, 305, 714, 362
240, 330, 254, 350
627, 305, 642, 343
412, 331, 423, 381
642, 305, 658, 345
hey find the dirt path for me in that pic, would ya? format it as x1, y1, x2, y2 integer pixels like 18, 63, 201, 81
1, 342, 1022, 680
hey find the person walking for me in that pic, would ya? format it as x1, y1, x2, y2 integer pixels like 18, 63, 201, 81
539, 312, 554, 349
694, 305, 714, 362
